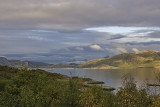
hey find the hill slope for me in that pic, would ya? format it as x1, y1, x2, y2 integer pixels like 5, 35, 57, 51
0, 57, 51, 68
0, 57, 76, 68
79, 50, 160, 69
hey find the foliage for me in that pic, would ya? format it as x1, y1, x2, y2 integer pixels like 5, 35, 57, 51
0, 65, 160, 107
79, 86, 117, 107
117, 74, 151, 107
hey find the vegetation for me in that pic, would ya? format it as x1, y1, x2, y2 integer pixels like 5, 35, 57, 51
1, 65, 160, 107
0, 57, 77, 68
79, 50, 160, 69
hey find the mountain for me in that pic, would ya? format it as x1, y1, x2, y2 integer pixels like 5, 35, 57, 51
79, 50, 160, 69
0, 57, 51, 68
0, 57, 9, 65
0, 57, 76, 68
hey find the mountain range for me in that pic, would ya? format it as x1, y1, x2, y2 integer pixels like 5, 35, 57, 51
0, 57, 51, 68
1, 50, 160, 69
0, 57, 77, 68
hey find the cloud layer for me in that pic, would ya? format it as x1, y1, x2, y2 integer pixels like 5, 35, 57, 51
1, 0, 160, 63
1, 28, 160, 63
1, 0, 160, 31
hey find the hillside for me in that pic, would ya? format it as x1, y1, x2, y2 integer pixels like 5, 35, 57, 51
0, 57, 52, 68
0, 57, 76, 68
79, 50, 160, 69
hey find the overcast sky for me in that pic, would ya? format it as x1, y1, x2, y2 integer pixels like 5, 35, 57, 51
0, 0, 160, 63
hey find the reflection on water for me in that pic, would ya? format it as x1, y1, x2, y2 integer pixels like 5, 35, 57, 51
44, 68, 160, 90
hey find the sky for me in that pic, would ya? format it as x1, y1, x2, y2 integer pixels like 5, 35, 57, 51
0, 0, 160, 63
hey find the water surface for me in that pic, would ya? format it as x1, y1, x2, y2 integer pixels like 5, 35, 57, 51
43, 68, 160, 90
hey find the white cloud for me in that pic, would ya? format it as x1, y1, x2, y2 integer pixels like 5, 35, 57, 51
117, 47, 127, 53
85, 27, 160, 34
132, 48, 139, 54
90, 44, 102, 51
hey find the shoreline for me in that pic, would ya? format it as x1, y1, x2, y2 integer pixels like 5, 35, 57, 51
37, 67, 158, 70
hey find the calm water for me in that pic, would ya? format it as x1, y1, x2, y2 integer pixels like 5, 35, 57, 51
43, 68, 160, 90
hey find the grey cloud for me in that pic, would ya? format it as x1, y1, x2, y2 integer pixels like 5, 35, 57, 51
113, 42, 160, 52
0, 0, 160, 31
147, 31, 160, 38
0, 29, 111, 57
125, 41, 160, 45
130, 29, 159, 34
107, 34, 126, 40
1, 28, 160, 63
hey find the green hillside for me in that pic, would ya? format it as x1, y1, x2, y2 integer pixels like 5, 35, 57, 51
79, 50, 160, 69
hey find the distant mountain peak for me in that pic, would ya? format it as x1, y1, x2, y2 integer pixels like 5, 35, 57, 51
0, 57, 9, 65
0, 57, 7, 60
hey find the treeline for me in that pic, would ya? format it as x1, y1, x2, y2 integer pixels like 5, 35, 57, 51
0, 65, 160, 107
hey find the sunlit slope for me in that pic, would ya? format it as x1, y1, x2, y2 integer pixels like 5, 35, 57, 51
79, 50, 160, 69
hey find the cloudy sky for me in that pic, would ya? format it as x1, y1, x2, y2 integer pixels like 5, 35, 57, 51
0, 0, 160, 63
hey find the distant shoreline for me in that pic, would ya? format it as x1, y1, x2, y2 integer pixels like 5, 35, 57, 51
38, 67, 157, 70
